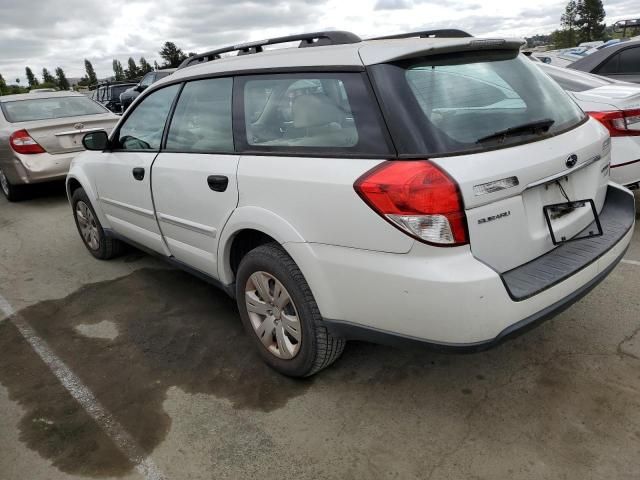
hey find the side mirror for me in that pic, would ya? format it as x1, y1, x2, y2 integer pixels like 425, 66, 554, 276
82, 131, 109, 151
135, 85, 147, 92
542, 57, 552, 64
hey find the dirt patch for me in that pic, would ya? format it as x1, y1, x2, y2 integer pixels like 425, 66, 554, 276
0, 268, 311, 477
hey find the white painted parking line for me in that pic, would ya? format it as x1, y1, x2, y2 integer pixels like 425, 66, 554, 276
0, 294, 166, 480
622, 259, 640, 266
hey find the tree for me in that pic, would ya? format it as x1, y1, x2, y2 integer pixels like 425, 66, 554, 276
139, 57, 153, 75
576, 0, 606, 42
0, 74, 6, 94
42, 68, 56, 84
153, 60, 160, 71
112, 59, 125, 81
125, 57, 139, 80
25, 67, 39, 87
55, 67, 70, 90
84, 59, 98, 85
560, 0, 579, 47
159, 42, 187, 68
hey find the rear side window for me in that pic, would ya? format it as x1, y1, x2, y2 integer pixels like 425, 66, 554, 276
370, 51, 586, 156
597, 54, 619, 74
116, 84, 180, 150
618, 47, 640, 74
166, 77, 233, 153
236, 73, 392, 156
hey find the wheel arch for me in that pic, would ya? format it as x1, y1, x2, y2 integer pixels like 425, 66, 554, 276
217, 206, 306, 285
65, 174, 111, 229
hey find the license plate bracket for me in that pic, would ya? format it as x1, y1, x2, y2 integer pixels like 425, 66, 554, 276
543, 199, 603, 245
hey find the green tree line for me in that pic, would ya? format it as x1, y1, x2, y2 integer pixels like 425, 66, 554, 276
1, 41, 196, 96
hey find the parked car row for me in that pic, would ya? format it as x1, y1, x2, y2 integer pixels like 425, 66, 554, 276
88, 82, 136, 114
64, 30, 634, 377
119, 69, 176, 111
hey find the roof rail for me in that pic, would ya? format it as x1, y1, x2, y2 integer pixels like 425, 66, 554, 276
178, 31, 362, 70
370, 29, 472, 40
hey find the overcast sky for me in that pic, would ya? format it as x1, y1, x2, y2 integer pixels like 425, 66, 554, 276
0, 0, 638, 83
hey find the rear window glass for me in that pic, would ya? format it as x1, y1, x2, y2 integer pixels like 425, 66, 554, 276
539, 64, 614, 92
372, 52, 586, 156
1, 96, 108, 123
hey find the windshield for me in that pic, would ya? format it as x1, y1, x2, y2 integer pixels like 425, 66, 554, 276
1, 96, 108, 123
375, 51, 586, 156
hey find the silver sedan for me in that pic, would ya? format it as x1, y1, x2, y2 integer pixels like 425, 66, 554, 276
0, 91, 119, 201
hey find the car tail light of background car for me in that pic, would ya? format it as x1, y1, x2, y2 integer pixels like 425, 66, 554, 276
9, 130, 46, 154
588, 109, 640, 137
354, 160, 469, 246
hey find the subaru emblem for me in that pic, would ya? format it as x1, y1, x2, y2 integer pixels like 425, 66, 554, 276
74, 123, 85, 130
566, 154, 578, 168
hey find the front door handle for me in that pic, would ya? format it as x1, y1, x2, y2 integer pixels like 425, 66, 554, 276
132, 167, 145, 181
207, 175, 229, 192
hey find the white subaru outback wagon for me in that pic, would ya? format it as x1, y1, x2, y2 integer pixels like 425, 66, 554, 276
67, 30, 636, 377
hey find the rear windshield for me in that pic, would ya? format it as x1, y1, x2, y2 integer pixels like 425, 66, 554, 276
371, 51, 586, 156
1, 96, 108, 123
539, 64, 615, 92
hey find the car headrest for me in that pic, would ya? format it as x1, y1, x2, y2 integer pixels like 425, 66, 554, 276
292, 94, 344, 128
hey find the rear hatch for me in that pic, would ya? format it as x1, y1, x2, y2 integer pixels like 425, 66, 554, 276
25, 114, 118, 154
434, 119, 609, 272
366, 42, 611, 272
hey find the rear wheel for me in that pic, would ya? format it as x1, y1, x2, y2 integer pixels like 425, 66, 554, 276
0, 167, 23, 202
71, 188, 125, 260
236, 243, 345, 377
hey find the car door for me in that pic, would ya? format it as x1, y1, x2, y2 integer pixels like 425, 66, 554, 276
94, 83, 181, 254
152, 77, 239, 278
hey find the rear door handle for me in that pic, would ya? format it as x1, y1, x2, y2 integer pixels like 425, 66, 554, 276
132, 167, 145, 181
207, 175, 229, 192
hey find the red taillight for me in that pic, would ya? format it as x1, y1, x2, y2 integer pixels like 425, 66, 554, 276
354, 160, 468, 246
9, 129, 45, 154
588, 109, 640, 137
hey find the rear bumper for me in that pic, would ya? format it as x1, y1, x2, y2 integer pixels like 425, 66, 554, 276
5, 151, 75, 185
286, 184, 635, 347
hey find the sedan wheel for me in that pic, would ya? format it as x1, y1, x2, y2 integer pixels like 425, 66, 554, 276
245, 271, 302, 360
75, 201, 100, 251
0, 168, 10, 197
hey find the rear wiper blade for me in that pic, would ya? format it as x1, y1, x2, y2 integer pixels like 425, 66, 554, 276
476, 119, 555, 144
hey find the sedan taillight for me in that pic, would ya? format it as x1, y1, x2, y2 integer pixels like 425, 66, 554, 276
9, 129, 46, 154
354, 160, 468, 246
588, 109, 640, 137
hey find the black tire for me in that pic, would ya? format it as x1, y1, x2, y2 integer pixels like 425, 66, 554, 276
236, 243, 345, 377
0, 167, 24, 202
71, 187, 125, 260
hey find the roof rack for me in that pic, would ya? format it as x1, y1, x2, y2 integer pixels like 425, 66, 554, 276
178, 31, 362, 70
370, 29, 472, 40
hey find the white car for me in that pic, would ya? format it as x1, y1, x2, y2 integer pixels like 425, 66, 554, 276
536, 62, 640, 188
66, 30, 635, 377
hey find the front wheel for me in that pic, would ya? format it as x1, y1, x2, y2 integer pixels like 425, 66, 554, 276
236, 243, 345, 377
71, 187, 125, 260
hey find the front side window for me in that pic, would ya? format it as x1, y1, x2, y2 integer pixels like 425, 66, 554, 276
239, 73, 391, 155
115, 84, 180, 150
0, 96, 109, 123
166, 77, 233, 152
371, 51, 586, 156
